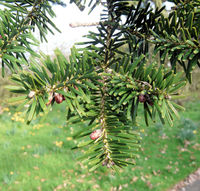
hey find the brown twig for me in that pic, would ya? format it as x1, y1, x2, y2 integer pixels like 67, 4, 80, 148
69, 22, 99, 28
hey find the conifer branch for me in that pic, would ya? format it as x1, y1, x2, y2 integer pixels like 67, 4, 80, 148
6, 0, 194, 171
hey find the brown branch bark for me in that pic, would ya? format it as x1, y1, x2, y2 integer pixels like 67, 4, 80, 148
69, 22, 99, 28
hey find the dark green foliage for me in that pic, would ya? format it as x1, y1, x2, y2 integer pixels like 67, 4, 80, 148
110, 62, 185, 126
0, 0, 61, 75
151, 0, 200, 81
70, 0, 85, 11
52, 0, 66, 7
0, 0, 61, 41
3, 0, 199, 171
8, 48, 97, 122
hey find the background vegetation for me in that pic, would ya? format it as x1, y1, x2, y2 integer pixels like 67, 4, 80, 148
0, 100, 200, 191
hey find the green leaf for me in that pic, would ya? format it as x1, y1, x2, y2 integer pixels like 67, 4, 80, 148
161, 100, 167, 118
169, 81, 186, 93
154, 101, 165, 124
38, 96, 47, 112
5, 85, 26, 93
166, 100, 179, 119
56, 90, 75, 99
27, 98, 37, 122
165, 109, 173, 127
171, 101, 185, 111
89, 162, 102, 172
76, 140, 93, 148
8, 95, 27, 103
186, 12, 194, 30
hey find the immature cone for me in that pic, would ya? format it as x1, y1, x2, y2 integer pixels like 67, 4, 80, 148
90, 129, 102, 140
138, 94, 146, 103
54, 93, 64, 104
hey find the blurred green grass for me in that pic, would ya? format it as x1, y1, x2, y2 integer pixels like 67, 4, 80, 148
0, 100, 200, 191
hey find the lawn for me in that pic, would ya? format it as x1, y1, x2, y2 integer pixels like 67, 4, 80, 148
0, 100, 200, 191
